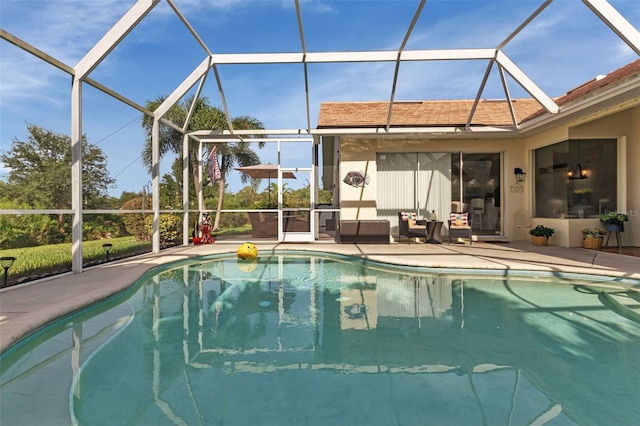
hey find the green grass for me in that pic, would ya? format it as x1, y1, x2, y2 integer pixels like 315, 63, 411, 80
0, 237, 152, 287
213, 225, 252, 236
1, 225, 253, 287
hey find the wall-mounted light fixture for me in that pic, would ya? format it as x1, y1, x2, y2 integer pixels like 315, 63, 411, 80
1, 256, 16, 288
514, 168, 526, 183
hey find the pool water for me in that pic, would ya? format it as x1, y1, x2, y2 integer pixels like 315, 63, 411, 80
1, 252, 639, 425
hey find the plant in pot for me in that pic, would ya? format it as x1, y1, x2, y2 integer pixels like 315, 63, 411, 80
581, 227, 605, 250
599, 211, 629, 233
529, 225, 554, 246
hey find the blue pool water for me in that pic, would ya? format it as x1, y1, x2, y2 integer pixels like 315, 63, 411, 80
1, 252, 639, 425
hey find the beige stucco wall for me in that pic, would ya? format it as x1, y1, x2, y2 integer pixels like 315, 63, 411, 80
339, 136, 529, 241
338, 103, 639, 247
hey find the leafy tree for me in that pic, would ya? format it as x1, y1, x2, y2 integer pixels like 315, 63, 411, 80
318, 188, 332, 205
159, 156, 213, 210
0, 124, 115, 242
216, 186, 257, 229
116, 191, 143, 207
121, 197, 150, 241
213, 136, 264, 230
141, 96, 264, 230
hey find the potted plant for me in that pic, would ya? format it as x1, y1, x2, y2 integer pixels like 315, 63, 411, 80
529, 225, 555, 246
581, 228, 605, 250
599, 211, 629, 233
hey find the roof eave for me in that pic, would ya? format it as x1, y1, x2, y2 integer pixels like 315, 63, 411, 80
518, 75, 640, 134
312, 125, 516, 138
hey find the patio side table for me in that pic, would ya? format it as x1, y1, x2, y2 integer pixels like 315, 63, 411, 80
426, 221, 444, 244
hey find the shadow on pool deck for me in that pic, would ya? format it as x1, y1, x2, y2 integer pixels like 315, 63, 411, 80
1, 241, 639, 353
600, 246, 640, 257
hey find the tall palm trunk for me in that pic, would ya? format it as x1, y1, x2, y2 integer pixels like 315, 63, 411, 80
142, 97, 264, 237
190, 154, 203, 217
213, 178, 226, 231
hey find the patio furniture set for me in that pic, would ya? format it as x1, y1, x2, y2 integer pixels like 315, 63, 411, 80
398, 211, 473, 245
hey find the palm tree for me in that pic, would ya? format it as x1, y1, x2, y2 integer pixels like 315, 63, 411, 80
141, 96, 265, 230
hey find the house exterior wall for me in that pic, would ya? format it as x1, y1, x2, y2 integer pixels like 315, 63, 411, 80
339, 137, 526, 239
627, 106, 640, 247
338, 105, 639, 247
522, 105, 639, 247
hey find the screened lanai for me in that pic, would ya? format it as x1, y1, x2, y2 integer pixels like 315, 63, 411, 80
1, 0, 639, 273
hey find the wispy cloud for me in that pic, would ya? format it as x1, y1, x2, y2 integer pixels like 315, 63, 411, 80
0, 1, 140, 101
8, 1, 132, 64
293, 0, 338, 14
175, 0, 337, 14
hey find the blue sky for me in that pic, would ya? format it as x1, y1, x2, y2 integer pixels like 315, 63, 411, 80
1, 0, 639, 197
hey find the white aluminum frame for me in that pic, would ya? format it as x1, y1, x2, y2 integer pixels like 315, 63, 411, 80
1, 0, 639, 273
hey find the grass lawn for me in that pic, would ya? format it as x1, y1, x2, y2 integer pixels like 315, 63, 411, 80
0, 225, 256, 288
1, 237, 151, 287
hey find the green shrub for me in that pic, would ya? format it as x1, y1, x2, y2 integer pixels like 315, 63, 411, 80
529, 225, 555, 238
145, 213, 182, 246
220, 212, 248, 229
581, 228, 605, 239
83, 216, 122, 240
0, 203, 60, 249
121, 197, 150, 241
599, 211, 629, 225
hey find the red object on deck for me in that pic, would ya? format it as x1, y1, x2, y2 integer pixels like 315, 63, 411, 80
200, 225, 214, 244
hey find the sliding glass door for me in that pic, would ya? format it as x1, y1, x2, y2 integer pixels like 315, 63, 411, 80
453, 153, 501, 236
377, 152, 502, 238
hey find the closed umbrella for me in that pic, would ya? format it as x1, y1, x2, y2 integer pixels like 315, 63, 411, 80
235, 163, 296, 205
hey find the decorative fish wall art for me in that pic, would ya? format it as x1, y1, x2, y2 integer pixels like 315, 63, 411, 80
343, 171, 370, 188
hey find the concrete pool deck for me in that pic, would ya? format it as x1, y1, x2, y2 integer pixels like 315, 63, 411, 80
1, 240, 639, 353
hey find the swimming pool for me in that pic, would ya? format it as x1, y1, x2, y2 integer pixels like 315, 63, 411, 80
1, 251, 639, 425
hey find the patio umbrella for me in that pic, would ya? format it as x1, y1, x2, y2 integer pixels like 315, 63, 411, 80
235, 163, 296, 205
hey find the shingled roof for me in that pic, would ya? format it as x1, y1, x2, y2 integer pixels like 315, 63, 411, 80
317, 59, 640, 129
317, 99, 542, 128
522, 58, 640, 122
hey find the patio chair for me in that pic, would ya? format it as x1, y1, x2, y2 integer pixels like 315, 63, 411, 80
398, 211, 426, 243
470, 198, 486, 230
248, 211, 278, 238
448, 212, 473, 245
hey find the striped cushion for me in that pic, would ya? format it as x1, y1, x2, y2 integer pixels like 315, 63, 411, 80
449, 212, 469, 227
400, 212, 417, 222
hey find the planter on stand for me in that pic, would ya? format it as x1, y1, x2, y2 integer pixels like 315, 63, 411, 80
605, 223, 624, 233
604, 222, 624, 254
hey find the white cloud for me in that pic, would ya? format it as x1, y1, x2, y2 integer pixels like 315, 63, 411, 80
0, 1, 143, 103
294, 0, 338, 14
171, 0, 337, 15
9, 1, 133, 64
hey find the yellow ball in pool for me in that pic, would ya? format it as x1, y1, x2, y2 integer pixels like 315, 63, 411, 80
237, 242, 258, 259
